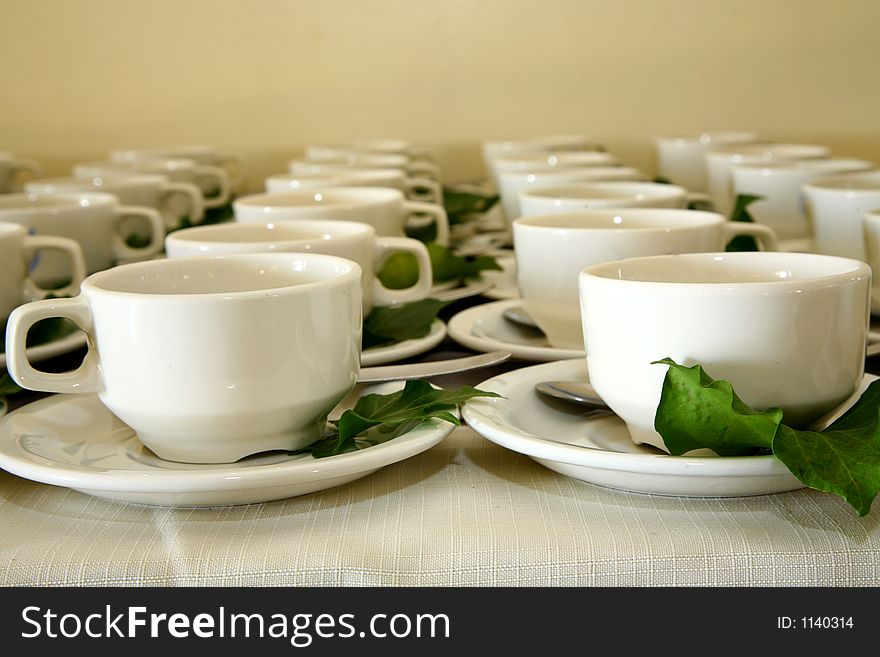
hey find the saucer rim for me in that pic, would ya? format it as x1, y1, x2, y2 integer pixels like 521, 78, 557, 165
361, 319, 446, 366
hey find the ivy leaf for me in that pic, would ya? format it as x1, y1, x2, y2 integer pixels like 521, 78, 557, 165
725, 194, 764, 252
377, 243, 501, 290
442, 187, 499, 225
362, 298, 451, 349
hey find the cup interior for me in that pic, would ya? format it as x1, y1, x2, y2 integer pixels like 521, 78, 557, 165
85, 254, 359, 296
237, 186, 401, 209
807, 170, 880, 191
585, 252, 868, 285
515, 209, 721, 231
171, 219, 371, 245
523, 182, 686, 201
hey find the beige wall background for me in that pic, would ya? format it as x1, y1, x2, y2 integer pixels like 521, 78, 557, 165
1, 0, 878, 191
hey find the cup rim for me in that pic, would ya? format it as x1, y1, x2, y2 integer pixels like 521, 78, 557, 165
27, 173, 167, 191
654, 131, 758, 145
235, 186, 404, 210
731, 158, 873, 175
82, 252, 362, 300
266, 169, 404, 185
493, 151, 618, 167
513, 208, 723, 232
705, 142, 830, 159
580, 251, 870, 290
519, 181, 687, 201
0, 191, 118, 212
166, 218, 375, 248
804, 170, 880, 193
0, 221, 25, 238
499, 166, 642, 182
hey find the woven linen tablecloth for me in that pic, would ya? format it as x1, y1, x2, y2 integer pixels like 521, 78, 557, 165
2, 424, 878, 587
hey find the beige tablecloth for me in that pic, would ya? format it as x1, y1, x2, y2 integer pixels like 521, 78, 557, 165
2, 424, 878, 587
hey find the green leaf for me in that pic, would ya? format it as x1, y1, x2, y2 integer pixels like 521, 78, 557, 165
0, 372, 23, 415
442, 187, 499, 225
772, 381, 880, 516
362, 298, 451, 349
725, 194, 764, 252
0, 316, 78, 354
377, 251, 421, 289
652, 358, 782, 456
125, 233, 152, 249
376, 243, 502, 290
652, 176, 672, 184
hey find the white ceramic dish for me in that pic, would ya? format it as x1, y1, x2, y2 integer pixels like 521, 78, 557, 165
480, 255, 519, 300
461, 359, 876, 497
360, 319, 446, 366
0, 380, 454, 507
447, 300, 583, 361
0, 331, 87, 370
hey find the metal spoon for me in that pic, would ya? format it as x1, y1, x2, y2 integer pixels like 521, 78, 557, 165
358, 350, 512, 383
502, 305, 540, 329
534, 380, 611, 412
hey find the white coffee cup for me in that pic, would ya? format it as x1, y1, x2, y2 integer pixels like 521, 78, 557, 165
498, 166, 645, 227
289, 153, 441, 182
110, 145, 245, 191
514, 209, 779, 349
519, 181, 693, 217
491, 150, 619, 175
234, 187, 450, 246
6, 253, 362, 464
482, 136, 604, 193
306, 139, 436, 162
0, 152, 42, 193
266, 168, 442, 205
0, 222, 87, 321
730, 159, 874, 242
74, 158, 231, 211
654, 132, 758, 192
804, 170, 880, 260
165, 219, 432, 312
579, 251, 869, 451
862, 210, 880, 313
26, 173, 205, 231
0, 193, 165, 286
705, 143, 830, 217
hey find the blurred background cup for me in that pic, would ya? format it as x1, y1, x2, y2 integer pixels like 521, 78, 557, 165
579, 251, 870, 451
705, 142, 830, 217
165, 219, 432, 312
481, 135, 602, 191
498, 166, 645, 228
5, 253, 363, 464
654, 131, 758, 192
266, 168, 442, 205
804, 170, 880, 260
0, 222, 87, 320
0, 192, 165, 286
514, 209, 778, 349
110, 145, 245, 193
862, 210, 880, 314
26, 173, 205, 231
305, 139, 436, 163
519, 181, 693, 216
488, 151, 620, 194
731, 158, 874, 242
290, 152, 441, 182
74, 158, 231, 210
234, 187, 450, 246
0, 152, 42, 193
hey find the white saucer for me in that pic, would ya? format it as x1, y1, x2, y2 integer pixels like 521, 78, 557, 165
0, 380, 454, 507
462, 359, 829, 498
447, 300, 583, 362
361, 319, 446, 366
0, 331, 88, 370
481, 255, 519, 300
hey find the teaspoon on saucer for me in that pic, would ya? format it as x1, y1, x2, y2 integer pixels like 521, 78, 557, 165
502, 305, 540, 329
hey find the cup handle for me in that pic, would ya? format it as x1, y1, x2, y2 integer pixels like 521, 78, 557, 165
5, 296, 102, 394
21, 235, 88, 300
406, 160, 442, 182
217, 151, 245, 190
371, 237, 434, 306
403, 177, 443, 205
159, 181, 205, 228
194, 165, 232, 208
722, 221, 779, 251
112, 206, 166, 260
404, 200, 450, 246
3, 159, 42, 191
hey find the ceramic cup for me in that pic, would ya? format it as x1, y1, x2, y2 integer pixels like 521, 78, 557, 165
492, 151, 619, 175
110, 145, 245, 191
731, 159, 874, 242
481, 135, 602, 190
6, 253, 363, 464
804, 170, 880, 260
519, 181, 695, 216
0, 193, 164, 286
654, 132, 758, 193
234, 187, 450, 246
579, 251, 870, 451
705, 143, 830, 218
0, 152, 42, 193
165, 219, 431, 312
266, 168, 442, 205
0, 222, 87, 321
74, 158, 231, 210
289, 153, 441, 183
514, 209, 779, 349
498, 166, 645, 228
862, 210, 880, 314
305, 139, 436, 163
26, 173, 205, 231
